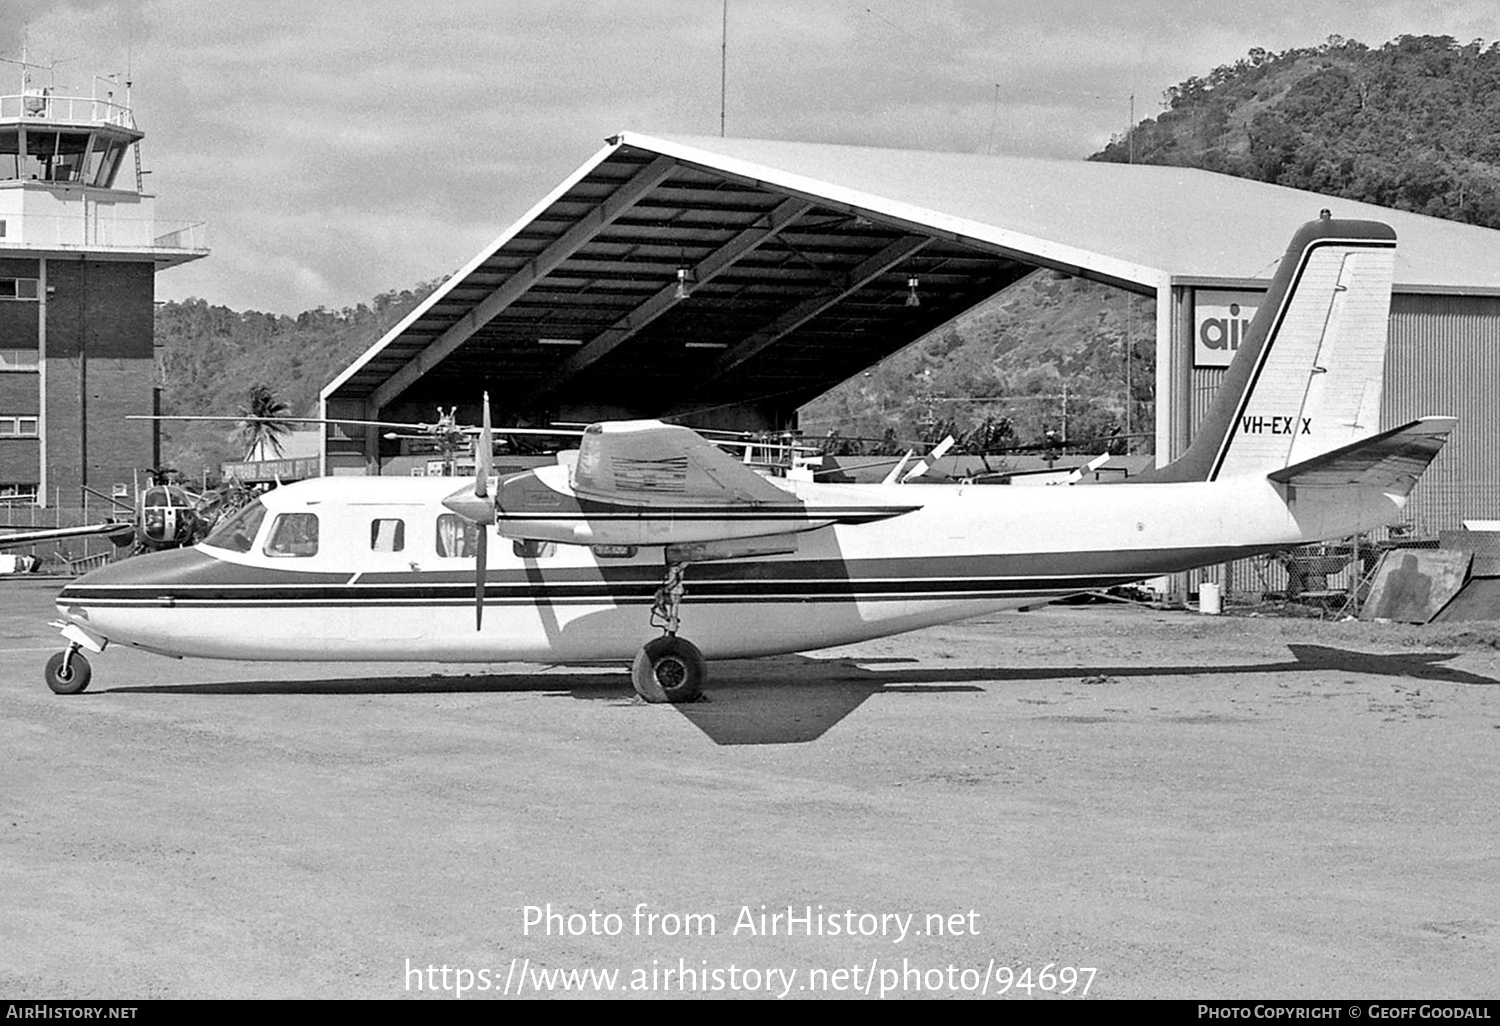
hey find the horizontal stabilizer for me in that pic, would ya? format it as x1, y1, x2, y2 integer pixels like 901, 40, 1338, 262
1267, 416, 1456, 490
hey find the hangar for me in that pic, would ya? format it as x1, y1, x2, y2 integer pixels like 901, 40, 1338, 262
322, 131, 1500, 537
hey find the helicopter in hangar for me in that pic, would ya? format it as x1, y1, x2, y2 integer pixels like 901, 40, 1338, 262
43, 217, 1455, 703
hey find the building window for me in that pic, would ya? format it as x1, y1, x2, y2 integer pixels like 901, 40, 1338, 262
370, 518, 405, 553
0, 483, 39, 503
264, 513, 319, 557
0, 278, 40, 301
0, 350, 40, 373
0, 416, 39, 437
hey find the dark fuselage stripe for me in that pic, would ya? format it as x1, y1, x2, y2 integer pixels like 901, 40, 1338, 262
60, 575, 1140, 607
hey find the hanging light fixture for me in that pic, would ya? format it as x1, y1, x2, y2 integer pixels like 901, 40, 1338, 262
675, 266, 695, 300
905, 276, 921, 308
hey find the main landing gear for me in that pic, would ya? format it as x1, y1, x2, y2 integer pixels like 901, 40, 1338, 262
631, 562, 706, 704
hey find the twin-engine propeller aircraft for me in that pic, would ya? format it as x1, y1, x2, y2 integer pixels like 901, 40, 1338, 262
44, 216, 1455, 703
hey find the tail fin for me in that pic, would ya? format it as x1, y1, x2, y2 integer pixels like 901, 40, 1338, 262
1144, 216, 1397, 482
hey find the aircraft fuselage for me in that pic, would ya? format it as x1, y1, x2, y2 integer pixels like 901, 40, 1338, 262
54, 473, 1405, 664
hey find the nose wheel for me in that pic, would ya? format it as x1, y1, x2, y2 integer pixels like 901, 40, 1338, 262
631, 562, 706, 703
44, 646, 93, 695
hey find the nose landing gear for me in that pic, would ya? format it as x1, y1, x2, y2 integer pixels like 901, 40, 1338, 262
631, 562, 705, 704
44, 646, 93, 695
45, 620, 107, 695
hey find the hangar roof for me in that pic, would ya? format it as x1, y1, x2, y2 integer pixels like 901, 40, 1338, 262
324, 131, 1500, 425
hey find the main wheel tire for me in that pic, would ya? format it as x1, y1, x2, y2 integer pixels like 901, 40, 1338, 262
630, 635, 706, 704
44, 651, 92, 696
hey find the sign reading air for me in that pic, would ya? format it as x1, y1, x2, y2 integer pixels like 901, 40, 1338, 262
1193, 289, 1263, 368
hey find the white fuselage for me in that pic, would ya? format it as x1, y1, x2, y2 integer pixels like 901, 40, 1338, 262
56, 473, 1404, 663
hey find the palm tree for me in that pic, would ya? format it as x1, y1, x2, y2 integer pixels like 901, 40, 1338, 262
236, 385, 294, 461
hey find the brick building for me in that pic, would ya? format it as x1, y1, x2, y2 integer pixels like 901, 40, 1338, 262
0, 67, 206, 512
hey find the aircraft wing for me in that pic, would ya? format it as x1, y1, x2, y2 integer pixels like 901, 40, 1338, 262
484, 420, 920, 547
1267, 416, 1456, 491
0, 521, 135, 550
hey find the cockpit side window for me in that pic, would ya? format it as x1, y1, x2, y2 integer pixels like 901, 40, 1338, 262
264, 512, 320, 557
202, 500, 267, 553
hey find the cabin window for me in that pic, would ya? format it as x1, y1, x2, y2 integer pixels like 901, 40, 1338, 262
204, 500, 267, 553
370, 518, 405, 553
512, 539, 556, 559
264, 512, 319, 557
434, 513, 477, 558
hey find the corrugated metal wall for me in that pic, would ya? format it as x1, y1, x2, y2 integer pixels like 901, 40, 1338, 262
1384, 294, 1500, 536
1178, 291, 1500, 600
1184, 292, 1500, 536
1189, 366, 1226, 439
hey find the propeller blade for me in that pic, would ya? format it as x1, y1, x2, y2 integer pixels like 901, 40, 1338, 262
900, 435, 956, 484
881, 451, 913, 485
473, 392, 494, 631
474, 522, 487, 631
476, 392, 494, 499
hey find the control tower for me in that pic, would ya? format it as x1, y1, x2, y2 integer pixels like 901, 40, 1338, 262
0, 50, 207, 511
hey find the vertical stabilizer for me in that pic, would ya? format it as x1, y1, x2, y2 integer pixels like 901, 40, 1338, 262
1142, 216, 1397, 482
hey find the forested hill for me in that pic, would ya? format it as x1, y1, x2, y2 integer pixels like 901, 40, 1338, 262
157, 35, 1500, 474
802, 34, 1500, 453
155, 283, 439, 474
1091, 34, 1500, 227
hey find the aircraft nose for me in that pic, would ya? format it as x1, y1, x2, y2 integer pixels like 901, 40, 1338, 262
56, 546, 225, 610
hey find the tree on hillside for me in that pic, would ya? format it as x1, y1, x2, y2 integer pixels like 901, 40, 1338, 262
236, 385, 294, 461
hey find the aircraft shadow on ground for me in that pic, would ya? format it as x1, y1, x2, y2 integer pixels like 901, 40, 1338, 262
100, 642, 1497, 746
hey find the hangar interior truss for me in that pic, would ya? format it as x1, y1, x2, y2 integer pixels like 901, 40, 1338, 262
324, 131, 1500, 486
321, 134, 1156, 470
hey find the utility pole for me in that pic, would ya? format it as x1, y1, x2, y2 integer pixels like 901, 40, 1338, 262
719, 0, 727, 137
1125, 295, 1133, 454
1061, 385, 1068, 451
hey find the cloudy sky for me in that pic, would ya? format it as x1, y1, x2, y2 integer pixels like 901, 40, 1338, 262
5, 0, 1495, 314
